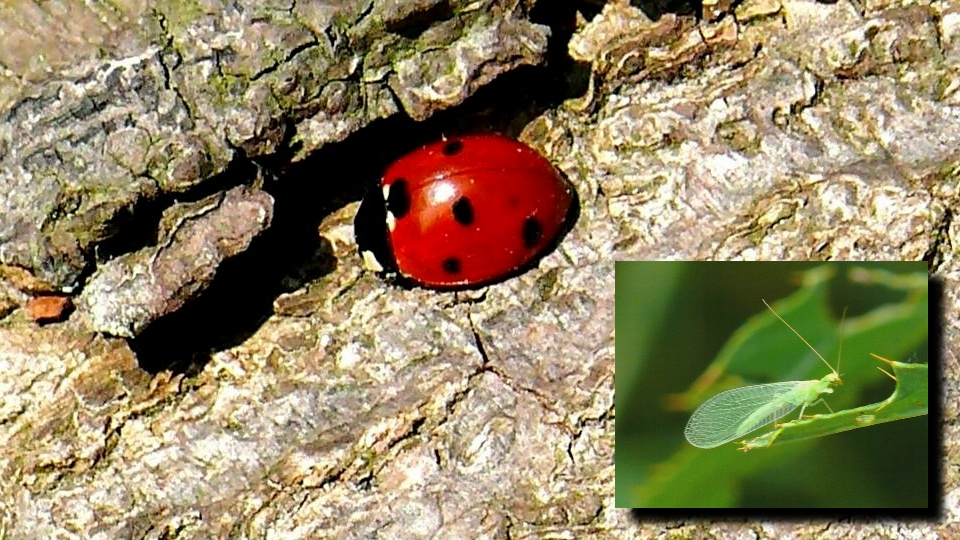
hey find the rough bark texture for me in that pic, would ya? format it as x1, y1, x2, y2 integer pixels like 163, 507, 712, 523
76, 185, 274, 337
0, 0, 954, 539
0, 0, 550, 292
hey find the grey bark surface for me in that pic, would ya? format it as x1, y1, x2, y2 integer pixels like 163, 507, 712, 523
0, 0, 550, 292
76, 185, 274, 337
0, 0, 955, 539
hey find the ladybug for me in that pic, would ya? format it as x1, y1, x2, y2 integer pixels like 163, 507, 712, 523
355, 134, 577, 290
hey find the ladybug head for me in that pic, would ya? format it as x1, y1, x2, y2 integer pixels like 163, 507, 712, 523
355, 181, 398, 277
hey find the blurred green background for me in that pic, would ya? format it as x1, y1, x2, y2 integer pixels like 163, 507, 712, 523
615, 262, 929, 508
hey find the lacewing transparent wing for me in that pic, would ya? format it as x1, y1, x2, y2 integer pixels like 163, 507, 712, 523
684, 379, 834, 448
684, 299, 844, 449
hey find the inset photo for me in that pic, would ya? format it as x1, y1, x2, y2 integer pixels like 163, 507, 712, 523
615, 262, 929, 509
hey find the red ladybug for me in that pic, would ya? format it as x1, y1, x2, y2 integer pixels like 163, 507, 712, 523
356, 134, 577, 289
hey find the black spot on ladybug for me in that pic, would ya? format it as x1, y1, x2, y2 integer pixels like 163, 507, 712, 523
386, 178, 411, 218
522, 216, 544, 249
451, 197, 474, 226
442, 140, 463, 156
441, 257, 462, 275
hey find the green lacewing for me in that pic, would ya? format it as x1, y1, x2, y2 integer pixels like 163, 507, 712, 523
684, 299, 844, 449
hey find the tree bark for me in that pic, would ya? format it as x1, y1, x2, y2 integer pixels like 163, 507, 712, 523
0, 0, 954, 537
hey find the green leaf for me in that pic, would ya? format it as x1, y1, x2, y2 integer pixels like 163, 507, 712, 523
738, 357, 928, 451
